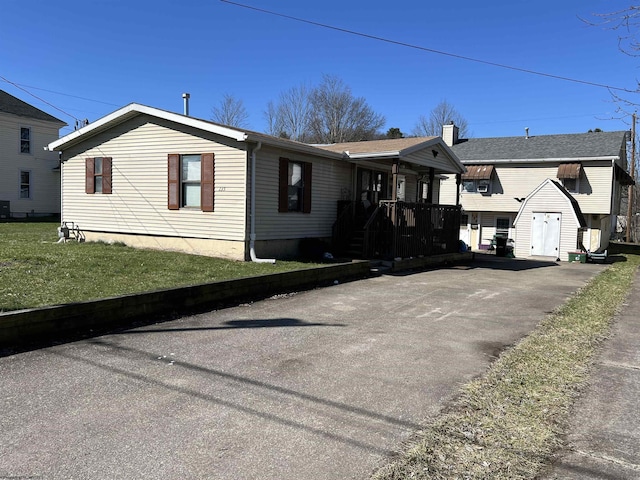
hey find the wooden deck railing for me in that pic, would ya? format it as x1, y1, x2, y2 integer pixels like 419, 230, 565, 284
333, 200, 461, 259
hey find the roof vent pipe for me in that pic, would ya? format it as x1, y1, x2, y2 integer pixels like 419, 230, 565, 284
182, 93, 190, 116
525, 127, 529, 139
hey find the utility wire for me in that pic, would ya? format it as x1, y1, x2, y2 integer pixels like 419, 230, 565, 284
1, 75, 81, 122
0, 78, 120, 107
221, 0, 639, 94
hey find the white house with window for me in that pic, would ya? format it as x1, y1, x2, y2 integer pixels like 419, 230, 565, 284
0, 90, 66, 217
47, 103, 464, 261
439, 124, 633, 260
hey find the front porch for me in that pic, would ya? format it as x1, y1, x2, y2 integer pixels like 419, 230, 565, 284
333, 200, 462, 260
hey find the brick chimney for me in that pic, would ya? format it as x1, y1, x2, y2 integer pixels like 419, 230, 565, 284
442, 122, 459, 146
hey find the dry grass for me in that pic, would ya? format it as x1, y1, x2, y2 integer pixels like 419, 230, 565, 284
373, 255, 640, 480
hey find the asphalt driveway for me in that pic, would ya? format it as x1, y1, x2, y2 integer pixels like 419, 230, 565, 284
0, 256, 605, 479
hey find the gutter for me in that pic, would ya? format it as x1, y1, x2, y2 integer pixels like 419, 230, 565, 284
249, 141, 276, 264
459, 156, 619, 165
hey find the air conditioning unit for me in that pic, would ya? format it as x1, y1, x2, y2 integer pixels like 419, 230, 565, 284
477, 183, 489, 193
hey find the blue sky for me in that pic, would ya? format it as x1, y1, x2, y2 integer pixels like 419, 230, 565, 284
1, 0, 637, 138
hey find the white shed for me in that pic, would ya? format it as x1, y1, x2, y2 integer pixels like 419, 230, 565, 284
513, 179, 587, 261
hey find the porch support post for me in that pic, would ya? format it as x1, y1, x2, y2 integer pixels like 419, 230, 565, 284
427, 167, 435, 204
391, 159, 400, 258
456, 173, 461, 205
391, 159, 399, 201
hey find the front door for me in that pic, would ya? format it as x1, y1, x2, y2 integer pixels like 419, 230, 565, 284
357, 169, 389, 212
531, 212, 561, 257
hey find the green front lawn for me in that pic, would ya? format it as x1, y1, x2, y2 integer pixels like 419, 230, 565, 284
0, 222, 319, 312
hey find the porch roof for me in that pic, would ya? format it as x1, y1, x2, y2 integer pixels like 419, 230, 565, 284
314, 137, 466, 174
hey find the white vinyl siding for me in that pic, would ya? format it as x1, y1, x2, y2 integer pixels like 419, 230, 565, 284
61, 115, 247, 241
513, 181, 582, 261
253, 146, 352, 240
0, 114, 62, 215
441, 161, 616, 216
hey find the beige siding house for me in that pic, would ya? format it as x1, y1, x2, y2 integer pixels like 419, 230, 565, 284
0, 90, 66, 217
440, 125, 632, 261
48, 104, 465, 261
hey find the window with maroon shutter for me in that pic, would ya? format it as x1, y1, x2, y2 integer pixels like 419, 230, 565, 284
201, 153, 214, 212
85, 157, 112, 194
168, 154, 180, 209
85, 158, 95, 194
168, 153, 215, 211
278, 157, 312, 213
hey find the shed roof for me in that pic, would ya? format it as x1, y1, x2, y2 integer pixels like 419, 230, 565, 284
514, 179, 587, 228
0, 90, 65, 124
451, 131, 628, 162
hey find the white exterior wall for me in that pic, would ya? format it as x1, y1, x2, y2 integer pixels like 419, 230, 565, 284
514, 182, 581, 261
61, 115, 248, 252
253, 146, 352, 241
0, 113, 62, 215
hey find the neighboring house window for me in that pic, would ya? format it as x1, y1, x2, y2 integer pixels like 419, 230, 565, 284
496, 217, 510, 237
167, 153, 214, 211
557, 163, 580, 193
85, 157, 112, 194
20, 127, 31, 154
279, 157, 312, 213
461, 165, 494, 194
20, 171, 31, 198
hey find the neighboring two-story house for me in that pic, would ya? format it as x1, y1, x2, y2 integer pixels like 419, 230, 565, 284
0, 90, 66, 218
439, 124, 633, 261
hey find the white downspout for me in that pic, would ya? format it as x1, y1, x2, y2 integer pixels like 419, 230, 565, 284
249, 142, 276, 263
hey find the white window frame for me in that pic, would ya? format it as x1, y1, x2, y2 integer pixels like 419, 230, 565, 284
20, 127, 31, 154
19, 170, 31, 199
181, 154, 202, 208
496, 217, 511, 237
462, 179, 492, 194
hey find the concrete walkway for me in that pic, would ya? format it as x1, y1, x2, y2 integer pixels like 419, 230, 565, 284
0, 256, 610, 479
541, 265, 640, 479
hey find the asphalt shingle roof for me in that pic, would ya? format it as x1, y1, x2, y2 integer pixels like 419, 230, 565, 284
451, 130, 628, 161
0, 90, 65, 124
316, 137, 437, 154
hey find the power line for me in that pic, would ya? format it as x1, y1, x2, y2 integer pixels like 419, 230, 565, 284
221, 0, 639, 95
0, 78, 120, 107
0, 75, 80, 122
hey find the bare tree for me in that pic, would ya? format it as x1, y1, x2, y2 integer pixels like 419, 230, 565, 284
211, 93, 249, 128
307, 75, 386, 143
265, 75, 385, 143
412, 99, 470, 138
264, 84, 313, 141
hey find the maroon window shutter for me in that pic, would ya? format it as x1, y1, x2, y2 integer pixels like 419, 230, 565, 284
302, 162, 312, 213
168, 154, 180, 210
278, 157, 289, 213
201, 153, 215, 212
85, 158, 95, 194
102, 157, 112, 194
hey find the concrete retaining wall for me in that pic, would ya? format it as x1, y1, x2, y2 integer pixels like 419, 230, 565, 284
0, 261, 371, 351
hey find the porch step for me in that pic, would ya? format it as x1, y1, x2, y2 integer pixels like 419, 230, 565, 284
370, 260, 392, 275
346, 230, 365, 258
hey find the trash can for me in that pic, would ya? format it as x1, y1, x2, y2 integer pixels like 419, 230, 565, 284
495, 236, 507, 257
568, 252, 587, 263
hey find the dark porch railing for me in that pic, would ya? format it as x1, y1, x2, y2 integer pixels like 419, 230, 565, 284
333, 201, 461, 259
